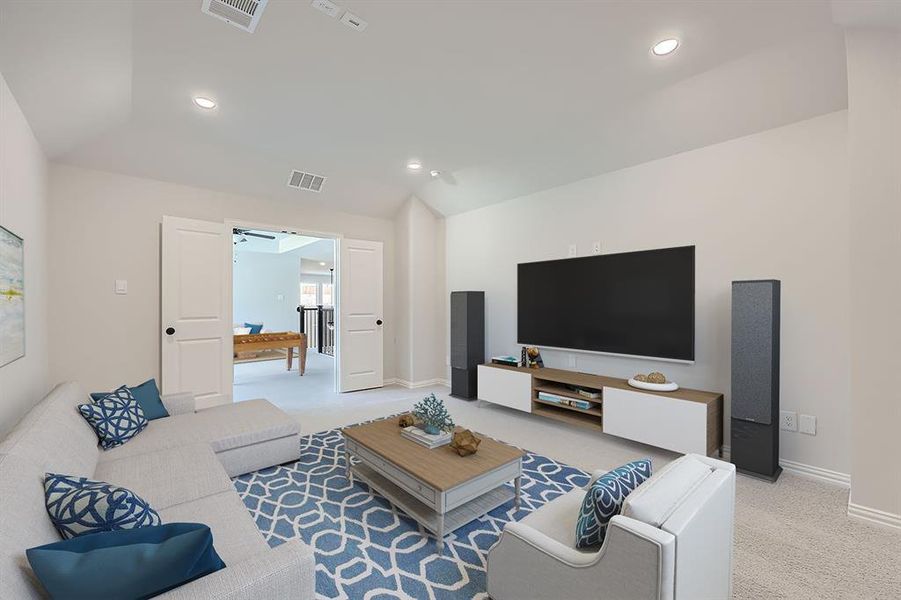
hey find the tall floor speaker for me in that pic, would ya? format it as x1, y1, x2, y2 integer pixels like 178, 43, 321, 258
731, 279, 781, 481
450, 291, 484, 399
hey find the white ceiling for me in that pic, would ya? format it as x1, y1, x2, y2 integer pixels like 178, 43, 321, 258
0, 1, 849, 218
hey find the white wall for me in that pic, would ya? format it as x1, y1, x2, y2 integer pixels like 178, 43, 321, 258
845, 29, 901, 522
0, 72, 50, 437
446, 111, 851, 475
233, 250, 302, 332
48, 164, 396, 392
394, 196, 447, 385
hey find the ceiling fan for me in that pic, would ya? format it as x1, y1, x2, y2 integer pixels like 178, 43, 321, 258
233, 228, 276, 245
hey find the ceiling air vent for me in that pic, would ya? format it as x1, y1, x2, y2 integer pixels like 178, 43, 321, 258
287, 170, 326, 193
202, 0, 269, 33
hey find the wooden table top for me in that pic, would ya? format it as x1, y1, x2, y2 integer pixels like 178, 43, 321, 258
342, 417, 524, 491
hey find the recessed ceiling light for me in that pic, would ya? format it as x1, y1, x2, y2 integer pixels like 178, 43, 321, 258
407, 160, 422, 171
193, 96, 217, 109
652, 39, 679, 56
430, 170, 441, 178
319, 261, 326, 266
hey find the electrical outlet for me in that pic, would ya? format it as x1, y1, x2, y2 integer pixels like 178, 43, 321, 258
799, 414, 817, 435
780, 411, 797, 431
568, 244, 577, 257
592, 241, 601, 254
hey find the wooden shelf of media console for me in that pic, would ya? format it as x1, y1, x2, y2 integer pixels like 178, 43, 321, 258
479, 363, 724, 456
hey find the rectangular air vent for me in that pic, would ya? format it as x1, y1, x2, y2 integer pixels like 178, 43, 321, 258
202, 0, 269, 33
340, 11, 368, 32
288, 170, 326, 193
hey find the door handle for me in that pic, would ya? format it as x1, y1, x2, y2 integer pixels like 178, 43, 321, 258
165, 327, 176, 336
376, 319, 383, 326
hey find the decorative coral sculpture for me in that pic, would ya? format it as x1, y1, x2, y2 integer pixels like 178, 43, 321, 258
412, 393, 455, 435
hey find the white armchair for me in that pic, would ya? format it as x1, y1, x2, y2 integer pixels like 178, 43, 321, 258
487, 454, 736, 600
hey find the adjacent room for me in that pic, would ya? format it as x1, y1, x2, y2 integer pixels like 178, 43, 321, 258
232, 227, 338, 406
0, 1, 898, 599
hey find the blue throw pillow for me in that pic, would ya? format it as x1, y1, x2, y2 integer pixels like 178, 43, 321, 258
244, 322, 263, 334
79, 386, 148, 449
91, 379, 169, 421
575, 459, 652, 548
27, 523, 225, 599
44, 473, 161, 539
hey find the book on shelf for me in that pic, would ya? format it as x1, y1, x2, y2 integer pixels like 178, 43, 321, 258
537, 391, 593, 411
565, 384, 601, 399
401, 426, 452, 449
491, 355, 520, 367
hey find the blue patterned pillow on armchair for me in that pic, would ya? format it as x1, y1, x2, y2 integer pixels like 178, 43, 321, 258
79, 386, 148, 449
575, 459, 652, 548
44, 474, 162, 539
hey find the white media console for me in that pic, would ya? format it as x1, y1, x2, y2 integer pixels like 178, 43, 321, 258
477, 364, 723, 456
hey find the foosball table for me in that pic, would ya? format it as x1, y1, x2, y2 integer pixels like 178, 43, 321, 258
233, 332, 307, 376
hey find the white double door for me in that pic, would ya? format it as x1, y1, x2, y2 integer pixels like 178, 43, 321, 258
160, 216, 384, 405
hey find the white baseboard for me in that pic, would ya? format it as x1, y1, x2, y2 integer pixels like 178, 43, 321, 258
847, 502, 901, 530
388, 378, 450, 390
721, 446, 850, 487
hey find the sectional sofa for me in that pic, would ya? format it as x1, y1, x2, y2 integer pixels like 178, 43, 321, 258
0, 382, 316, 599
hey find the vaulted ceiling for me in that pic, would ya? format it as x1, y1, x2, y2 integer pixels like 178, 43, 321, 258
0, 1, 848, 218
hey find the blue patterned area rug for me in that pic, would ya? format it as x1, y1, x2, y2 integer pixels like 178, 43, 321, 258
234, 427, 590, 599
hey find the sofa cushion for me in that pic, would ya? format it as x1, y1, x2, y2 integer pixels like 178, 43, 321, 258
0, 382, 99, 477
94, 444, 233, 510
44, 474, 161, 539
622, 455, 712, 527
79, 387, 149, 450
158, 491, 268, 565
575, 459, 652, 548
91, 379, 169, 421
96, 399, 300, 463
0, 454, 61, 600
27, 523, 225, 600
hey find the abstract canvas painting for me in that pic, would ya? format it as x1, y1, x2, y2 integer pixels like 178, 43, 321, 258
0, 226, 24, 367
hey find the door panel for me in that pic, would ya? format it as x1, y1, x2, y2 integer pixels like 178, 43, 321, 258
339, 239, 384, 392
162, 216, 232, 409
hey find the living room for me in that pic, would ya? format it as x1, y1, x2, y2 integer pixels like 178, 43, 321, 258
1, 1, 899, 599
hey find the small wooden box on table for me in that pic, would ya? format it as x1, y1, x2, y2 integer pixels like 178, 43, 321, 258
342, 418, 524, 551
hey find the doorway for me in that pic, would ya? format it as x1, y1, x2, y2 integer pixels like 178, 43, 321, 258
231, 226, 337, 402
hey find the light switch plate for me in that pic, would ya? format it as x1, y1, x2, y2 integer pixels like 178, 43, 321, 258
115, 280, 128, 295
799, 414, 817, 435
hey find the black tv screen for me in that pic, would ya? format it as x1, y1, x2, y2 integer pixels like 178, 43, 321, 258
517, 246, 695, 361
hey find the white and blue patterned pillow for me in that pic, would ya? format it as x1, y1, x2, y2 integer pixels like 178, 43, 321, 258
79, 386, 148, 449
43, 473, 162, 539
575, 459, 652, 549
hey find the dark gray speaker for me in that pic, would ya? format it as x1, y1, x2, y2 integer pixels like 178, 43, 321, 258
450, 291, 484, 399
731, 280, 781, 481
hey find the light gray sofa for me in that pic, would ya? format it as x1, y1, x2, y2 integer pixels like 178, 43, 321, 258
0, 382, 316, 599
487, 454, 736, 600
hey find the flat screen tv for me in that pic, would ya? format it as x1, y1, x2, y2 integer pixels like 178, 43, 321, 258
517, 245, 695, 361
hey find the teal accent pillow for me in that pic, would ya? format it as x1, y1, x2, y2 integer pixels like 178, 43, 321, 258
575, 459, 652, 548
79, 387, 148, 449
244, 322, 263, 334
27, 523, 225, 599
44, 473, 161, 539
91, 379, 169, 421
